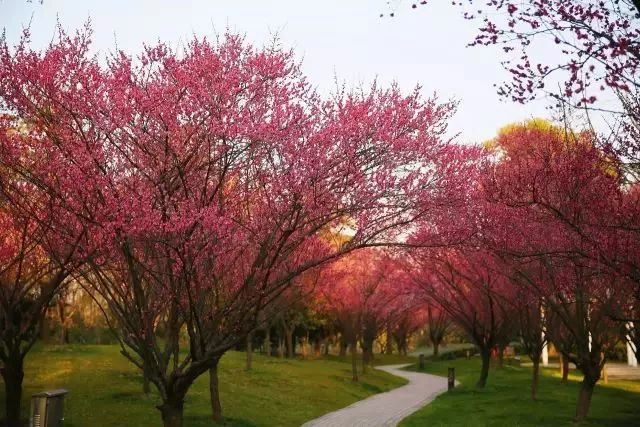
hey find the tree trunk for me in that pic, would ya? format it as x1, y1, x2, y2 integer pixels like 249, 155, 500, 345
531, 360, 540, 401
497, 345, 505, 368
285, 328, 294, 358
264, 326, 271, 356
57, 299, 70, 345
477, 348, 490, 388
246, 332, 253, 371
304, 331, 310, 358
575, 377, 596, 422
433, 340, 440, 357
40, 310, 49, 342
278, 337, 284, 358
362, 337, 374, 374
339, 335, 348, 357
301, 335, 307, 358
143, 364, 151, 395
361, 343, 367, 375
1, 356, 24, 427
350, 339, 359, 382
159, 399, 184, 427
385, 323, 393, 354
60, 325, 69, 345
396, 335, 408, 356
209, 362, 223, 424
561, 355, 569, 383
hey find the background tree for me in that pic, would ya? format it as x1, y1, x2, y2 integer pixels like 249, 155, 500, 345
480, 119, 626, 420
407, 249, 516, 388
413, 1, 640, 109
316, 249, 393, 380
0, 26, 463, 426
0, 116, 86, 426
425, 303, 451, 358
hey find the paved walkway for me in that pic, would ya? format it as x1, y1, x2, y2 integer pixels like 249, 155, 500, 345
522, 362, 640, 380
605, 363, 640, 380
302, 364, 450, 427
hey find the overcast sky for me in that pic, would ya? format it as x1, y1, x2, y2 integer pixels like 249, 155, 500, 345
1, 0, 553, 143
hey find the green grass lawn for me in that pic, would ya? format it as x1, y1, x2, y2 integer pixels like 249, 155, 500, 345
401, 358, 640, 426
0, 344, 407, 426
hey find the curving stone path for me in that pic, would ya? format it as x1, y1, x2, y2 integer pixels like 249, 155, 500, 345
301, 364, 450, 427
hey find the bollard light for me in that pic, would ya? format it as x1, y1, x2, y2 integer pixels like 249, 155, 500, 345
30, 389, 68, 427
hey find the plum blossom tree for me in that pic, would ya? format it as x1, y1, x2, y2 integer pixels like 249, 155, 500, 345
413, 1, 640, 108
387, 300, 426, 356
404, 1, 640, 179
425, 303, 451, 358
407, 248, 517, 388
480, 119, 626, 420
497, 264, 548, 400
316, 249, 399, 380
0, 209, 71, 426
0, 116, 87, 426
511, 257, 621, 419
0, 26, 463, 426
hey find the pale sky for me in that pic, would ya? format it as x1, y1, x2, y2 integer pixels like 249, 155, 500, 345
1, 0, 553, 143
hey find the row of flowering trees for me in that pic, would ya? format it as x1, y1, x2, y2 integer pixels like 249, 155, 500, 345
390, 1, 640, 421
404, 119, 640, 422
313, 249, 427, 380
3, 2, 640, 424
0, 26, 471, 427
311, 119, 640, 423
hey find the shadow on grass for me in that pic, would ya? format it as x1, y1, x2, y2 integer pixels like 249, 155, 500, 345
42, 415, 261, 427
184, 415, 259, 427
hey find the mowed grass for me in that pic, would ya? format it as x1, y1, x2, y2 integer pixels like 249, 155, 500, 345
0, 344, 407, 426
401, 358, 640, 427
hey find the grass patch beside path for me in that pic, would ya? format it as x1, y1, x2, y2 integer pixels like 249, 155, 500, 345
401, 358, 640, 426
1, 344, 406, 427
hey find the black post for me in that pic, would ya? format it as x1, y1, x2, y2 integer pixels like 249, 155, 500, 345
419, 354, 425, 370
448, 367, 455, 391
